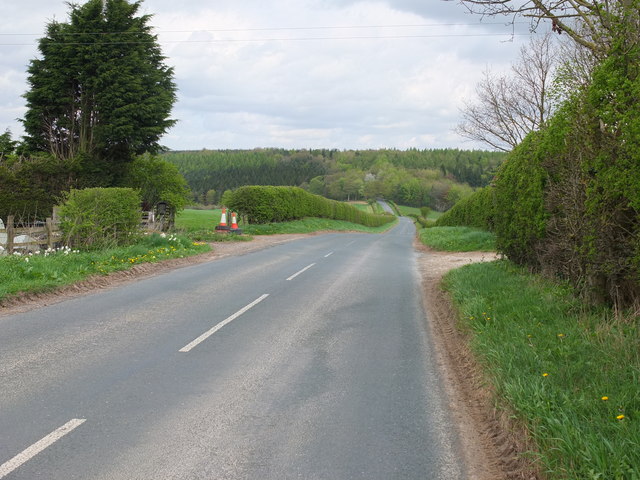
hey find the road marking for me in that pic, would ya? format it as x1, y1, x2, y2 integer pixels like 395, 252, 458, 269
346, 240, 356, 246
324, 252, 334, 258
0, 419, 86, 479
286, 263, 316, 281
179, 294, 270, 352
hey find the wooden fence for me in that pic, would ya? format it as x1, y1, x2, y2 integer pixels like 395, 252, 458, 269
0, 215, 61, 254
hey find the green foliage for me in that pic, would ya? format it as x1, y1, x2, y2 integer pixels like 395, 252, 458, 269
486, 39, 640, 305
164, 148, 505, 210
0, 129, 17, 158
225, 186, 395, 227
0, 154, 76, 220
435, 186, 495, 231
121, 154, 190, 212
59, 187, 142, 249
22, 0, 176, 185
419, 226, 496, 252
443, 260, 640, 479
492, 131, 551, 266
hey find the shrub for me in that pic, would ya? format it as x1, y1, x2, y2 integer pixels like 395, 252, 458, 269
59, 187, 142, 249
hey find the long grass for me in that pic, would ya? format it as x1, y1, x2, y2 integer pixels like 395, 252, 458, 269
0, 233, 210, 301
443, 260, 640, 479
419, 226, 496, 252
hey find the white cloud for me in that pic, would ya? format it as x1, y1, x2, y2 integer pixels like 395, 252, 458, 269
0, 0, 538, 150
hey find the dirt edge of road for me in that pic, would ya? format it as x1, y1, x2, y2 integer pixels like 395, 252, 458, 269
1, 232, 540, 479
415, 241, 541, 480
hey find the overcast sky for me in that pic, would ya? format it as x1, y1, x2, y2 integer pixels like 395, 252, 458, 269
1, 1, 540, 151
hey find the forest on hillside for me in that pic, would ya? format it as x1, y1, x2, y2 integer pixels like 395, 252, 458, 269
163, 148, 505, 211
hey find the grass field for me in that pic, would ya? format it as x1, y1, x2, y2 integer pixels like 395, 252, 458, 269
419, 226, 496, 252
444, 261, 639, 479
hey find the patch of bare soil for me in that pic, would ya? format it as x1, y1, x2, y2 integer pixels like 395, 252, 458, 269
415, 241, 540, 480
2, 231, 539, 479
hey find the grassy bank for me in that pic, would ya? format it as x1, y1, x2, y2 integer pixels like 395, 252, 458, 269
241, 217, 397, 235
419, 226, 496, 252
0, 233, 210, 302
175, 208, 397, 237
443, 260, 639, 479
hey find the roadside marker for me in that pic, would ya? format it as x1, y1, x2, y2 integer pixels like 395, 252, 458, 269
215, 208, 230, 232
0, 419, 86, 479
179, 294, 269, 352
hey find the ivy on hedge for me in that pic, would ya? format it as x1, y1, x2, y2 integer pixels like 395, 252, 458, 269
225, 186, 395, 227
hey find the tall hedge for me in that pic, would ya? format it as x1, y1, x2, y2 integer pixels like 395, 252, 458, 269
226, 186, 395, 227
434, 186, 495, 231
461, 43, 640, 306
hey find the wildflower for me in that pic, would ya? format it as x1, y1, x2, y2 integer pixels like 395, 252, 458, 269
24, 257, 29, 263
557, 333, 565, 338
542, 373, 549, 377
602, 396, 609, 401
617, 415, 625, 420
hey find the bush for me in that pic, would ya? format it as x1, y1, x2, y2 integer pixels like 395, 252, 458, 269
59, 187, 142, 249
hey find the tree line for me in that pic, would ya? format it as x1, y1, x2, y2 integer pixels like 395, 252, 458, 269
163, 148, 505, 211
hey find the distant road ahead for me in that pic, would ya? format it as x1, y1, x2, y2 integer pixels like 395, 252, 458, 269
0, 218, 465, 479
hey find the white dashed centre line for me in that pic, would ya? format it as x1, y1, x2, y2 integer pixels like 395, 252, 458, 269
324, 252, 334, 258
179, 294, 270, 352
0, 419, 86, 479
286, 263, 316, 281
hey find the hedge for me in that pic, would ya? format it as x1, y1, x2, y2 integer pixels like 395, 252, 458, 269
59, 187, 142, 249
226, 186, 395, 227
435, 186, 494, 231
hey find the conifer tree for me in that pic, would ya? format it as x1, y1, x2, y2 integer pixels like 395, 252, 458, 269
22, 0, 176, 186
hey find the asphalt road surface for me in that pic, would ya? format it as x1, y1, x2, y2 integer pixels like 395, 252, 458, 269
0, 217, 466, 479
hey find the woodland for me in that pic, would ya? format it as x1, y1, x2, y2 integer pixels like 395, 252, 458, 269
163, 148, 505, 211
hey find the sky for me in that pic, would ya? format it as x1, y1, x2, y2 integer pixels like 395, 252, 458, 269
0, 0, 541, 151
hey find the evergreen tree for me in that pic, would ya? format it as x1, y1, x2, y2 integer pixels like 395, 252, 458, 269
22, 0, 176, 186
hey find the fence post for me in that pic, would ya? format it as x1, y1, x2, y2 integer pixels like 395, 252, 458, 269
6, 215, 14, 254
46, 217, 54, 250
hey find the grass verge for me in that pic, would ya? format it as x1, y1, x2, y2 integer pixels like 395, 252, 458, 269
0, 233, 210, 302
175, 209, 397, 237
241, 217, 397, 235
420, 226, 496, 251
443, 260, 639, 479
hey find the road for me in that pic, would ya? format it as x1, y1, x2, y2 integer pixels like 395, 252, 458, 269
0, 217, 466, 479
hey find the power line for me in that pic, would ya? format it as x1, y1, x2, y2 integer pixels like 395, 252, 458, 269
0, 21, 530, 37
0, 33, 533, 46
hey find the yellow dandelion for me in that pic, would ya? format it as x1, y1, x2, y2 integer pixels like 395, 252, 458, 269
617, 415, 625, 420
602, 396, 609, 401
557, 333, 565, 338
542, 373, 549, 377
